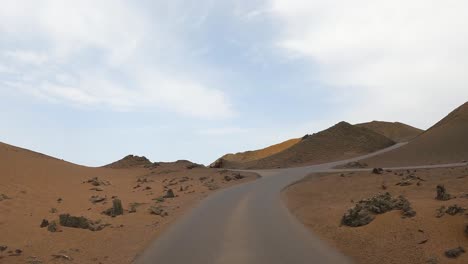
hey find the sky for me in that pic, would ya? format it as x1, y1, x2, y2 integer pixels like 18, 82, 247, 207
1, 0, 468, 166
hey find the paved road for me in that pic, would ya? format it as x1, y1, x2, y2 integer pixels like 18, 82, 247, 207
135, 143, 467, 264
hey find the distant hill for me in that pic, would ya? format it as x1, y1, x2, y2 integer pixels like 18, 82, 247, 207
211, 138, 300, 169
361, 102, 468, 166
228, 121, 395, 169
356, 121, 423, 143
104, 155, 153, 169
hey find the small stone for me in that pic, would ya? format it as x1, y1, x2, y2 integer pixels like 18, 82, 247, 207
163, 189, 175, 198
445, 247, 465, 258
40, 219, 49, 228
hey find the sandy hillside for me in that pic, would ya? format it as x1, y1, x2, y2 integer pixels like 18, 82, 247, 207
236, 122, 395, 169
0, 142, 256, 264
356, 121, 423, 143
211, 138, 300, 169
284, 166, 468, 264
360, 102, 468, 167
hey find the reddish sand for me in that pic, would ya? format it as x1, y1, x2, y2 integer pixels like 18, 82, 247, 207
361, 102, 468, 167
0, 142, 256, 264
284, 166, 468, 264
356, 121, 423, 143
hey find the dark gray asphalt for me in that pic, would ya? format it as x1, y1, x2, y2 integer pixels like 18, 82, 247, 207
135, 143, 467, 264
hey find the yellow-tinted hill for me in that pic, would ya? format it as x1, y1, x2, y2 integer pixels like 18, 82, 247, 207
361, 102, 468, 166
356, 121, 423, 143
237, 121, 395, 169
211, 138, 300, 168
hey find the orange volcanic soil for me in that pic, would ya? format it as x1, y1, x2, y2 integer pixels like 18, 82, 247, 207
0, 142, 256, 264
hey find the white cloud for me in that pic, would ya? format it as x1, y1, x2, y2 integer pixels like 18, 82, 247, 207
270, 0, 468, 128
0, 0, 235, 119
197, 127, 248, 136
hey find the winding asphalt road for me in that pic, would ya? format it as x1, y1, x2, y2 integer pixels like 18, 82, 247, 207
136, 143, 467, 264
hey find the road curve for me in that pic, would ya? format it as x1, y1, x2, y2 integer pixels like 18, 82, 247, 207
135, 143, 467, 264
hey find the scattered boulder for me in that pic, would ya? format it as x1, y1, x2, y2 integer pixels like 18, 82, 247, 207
436, 185, 454, 201
89, 187, 103, 192
40, 219, 49, 228
149, 206, 168, 217
445, 247, 465, 258
436, 206, 446, 218
129, 202, 143, 213
342, 193, 415, 227
163, 189, 175, 198
89, 195, 106, 204
372, 168, 384, 174
59, 214, 107, 231
86, 177, 110, 187
445, 205, 465, 216
49, 208, 58, 213
47, 221, 58, 232
233, 173, 245, 180
224, 175, 232, 182
0, 245, 7, 253
0, 194, 9, 201
102, 199, 124, 217
51, 254, 72, 261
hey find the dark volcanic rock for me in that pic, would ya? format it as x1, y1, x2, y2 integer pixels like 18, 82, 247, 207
342, 193, 415, 227
445, 247, 465, 258
163, 189, 175, 198
436, 185, 454, 201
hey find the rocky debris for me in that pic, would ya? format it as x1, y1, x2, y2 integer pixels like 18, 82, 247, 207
57, 198, 63, 203
154, 197, 165, 203
129, 202, 143, 213
149, 205, 168, 217
144, 186, 152, 190
163, 189, 175, 198
199, 176, 208, 181
436, 185, 454, 201
224, 175, 232, 182
89, 187, 103, 192
59, 214, 107, 231
137, 178, 152, 183
40, 219, 49, 228
342, 193, 416, 227
49, 208, 58, 213
436, 206, 446, 218
179, 177, 190, 183
233, 173, 245, 180
372, 168, 384, 174
102, 199, 124, 217
344, 162, 368, 168
445, 247, 465, 258
89, 195, 106, 204
204, 182, 219, 191
0, 245, 7, 253
396, 180, 413, 186
426, 257, 438, 264
0, 194, 10, 201
8, 249, 22, 256
86, 177, 110, 186
186, 163, 203, 169
381, 182, 388, 190
209, 158, 224, 168
51, 254, 72, 261
47, 221, 58, 232
445, 205, 465, 216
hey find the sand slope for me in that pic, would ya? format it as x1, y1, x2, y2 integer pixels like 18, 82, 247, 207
361, 102, 468, 167
284, 167, 468, 264
211, 138, 300, 169
0, 142, 255, 264
237, 122, 395, 169
356, 121, 423, 143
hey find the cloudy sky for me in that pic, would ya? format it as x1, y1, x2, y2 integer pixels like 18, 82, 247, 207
1, 0, 467, 166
